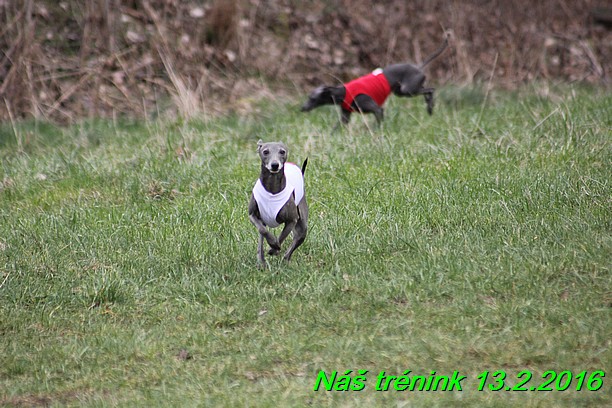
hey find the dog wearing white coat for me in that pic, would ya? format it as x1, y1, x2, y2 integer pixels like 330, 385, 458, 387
248, 140, 308, 268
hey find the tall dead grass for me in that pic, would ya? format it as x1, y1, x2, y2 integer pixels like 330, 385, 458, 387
0, 0, 608, 123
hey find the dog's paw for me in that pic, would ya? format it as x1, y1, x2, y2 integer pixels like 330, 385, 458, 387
266, 237, 280, 251
426, 99, 434, 115
268, 247, 280, 256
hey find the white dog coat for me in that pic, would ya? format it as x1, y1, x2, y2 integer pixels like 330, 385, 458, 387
252, 162, 305, 228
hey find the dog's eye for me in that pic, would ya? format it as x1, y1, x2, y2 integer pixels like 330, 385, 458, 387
279, 150, 286, 155
262, 149, 269, 155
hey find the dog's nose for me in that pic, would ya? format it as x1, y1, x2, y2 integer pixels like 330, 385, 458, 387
270, 162, 280, 172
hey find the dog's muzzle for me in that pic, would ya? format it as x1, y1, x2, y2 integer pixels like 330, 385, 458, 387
269, 162, 281, 173
301, 102, 313, 112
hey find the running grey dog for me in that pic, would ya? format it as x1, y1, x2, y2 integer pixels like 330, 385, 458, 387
249, 140, 308, 268
301, 35, 449, 125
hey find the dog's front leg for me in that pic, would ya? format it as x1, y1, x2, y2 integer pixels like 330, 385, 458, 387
249, 216, 280, 250
341, 109, 351, 125
374, 108, 384, 125
269, 220, 296, 256
249, 214, 280, 249
352, 95, 384, 126
257, 233, 267, 267
251, 217, 279, 268
249, 198, 280, 251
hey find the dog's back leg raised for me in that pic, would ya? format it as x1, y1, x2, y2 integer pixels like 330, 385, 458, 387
282, 159, 308, 261
385, 35, 449, 115
415, 36, 449, 115
283, 200, 308, 261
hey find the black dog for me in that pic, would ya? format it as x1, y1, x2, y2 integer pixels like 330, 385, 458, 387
301, 35, 449, 125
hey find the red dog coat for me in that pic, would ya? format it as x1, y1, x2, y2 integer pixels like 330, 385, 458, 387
341, 69, 392, 112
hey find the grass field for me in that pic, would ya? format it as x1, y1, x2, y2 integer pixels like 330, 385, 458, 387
0, 85, 610, 407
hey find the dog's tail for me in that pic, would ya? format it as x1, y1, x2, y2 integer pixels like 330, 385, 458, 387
301, 158, 308, 175
418, 33, 450, 70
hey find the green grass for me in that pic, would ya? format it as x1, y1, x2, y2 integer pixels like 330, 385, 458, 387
0, 85, 610, 407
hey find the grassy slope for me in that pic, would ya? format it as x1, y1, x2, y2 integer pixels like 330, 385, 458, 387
0, 86, 610, 407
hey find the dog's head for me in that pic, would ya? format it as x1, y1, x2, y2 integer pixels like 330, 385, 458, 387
257, 140, 288, 174
301, 86, 335, 112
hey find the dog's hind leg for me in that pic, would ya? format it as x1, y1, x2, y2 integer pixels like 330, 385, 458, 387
400, 84, 436, 115
421, 88, 435, 115
398, 73, 426, 96
270, 203, 299, 255
283, 218, 307, 262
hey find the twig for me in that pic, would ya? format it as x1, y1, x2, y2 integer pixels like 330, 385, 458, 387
545, 32, 605, 79
0, 6, 25, 39
0, 272, 10, 291
533, 106, 561, 131
0, 60, 19, 96
48, 72, 93, 115
579, 40, 604, 78
111, 52, 145, 115
141, 0, 171, 53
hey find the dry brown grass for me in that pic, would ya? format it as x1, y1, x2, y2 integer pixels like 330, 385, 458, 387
0, 0, 609, 123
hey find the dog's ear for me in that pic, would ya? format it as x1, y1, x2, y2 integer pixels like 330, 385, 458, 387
257, 139, 263, 151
